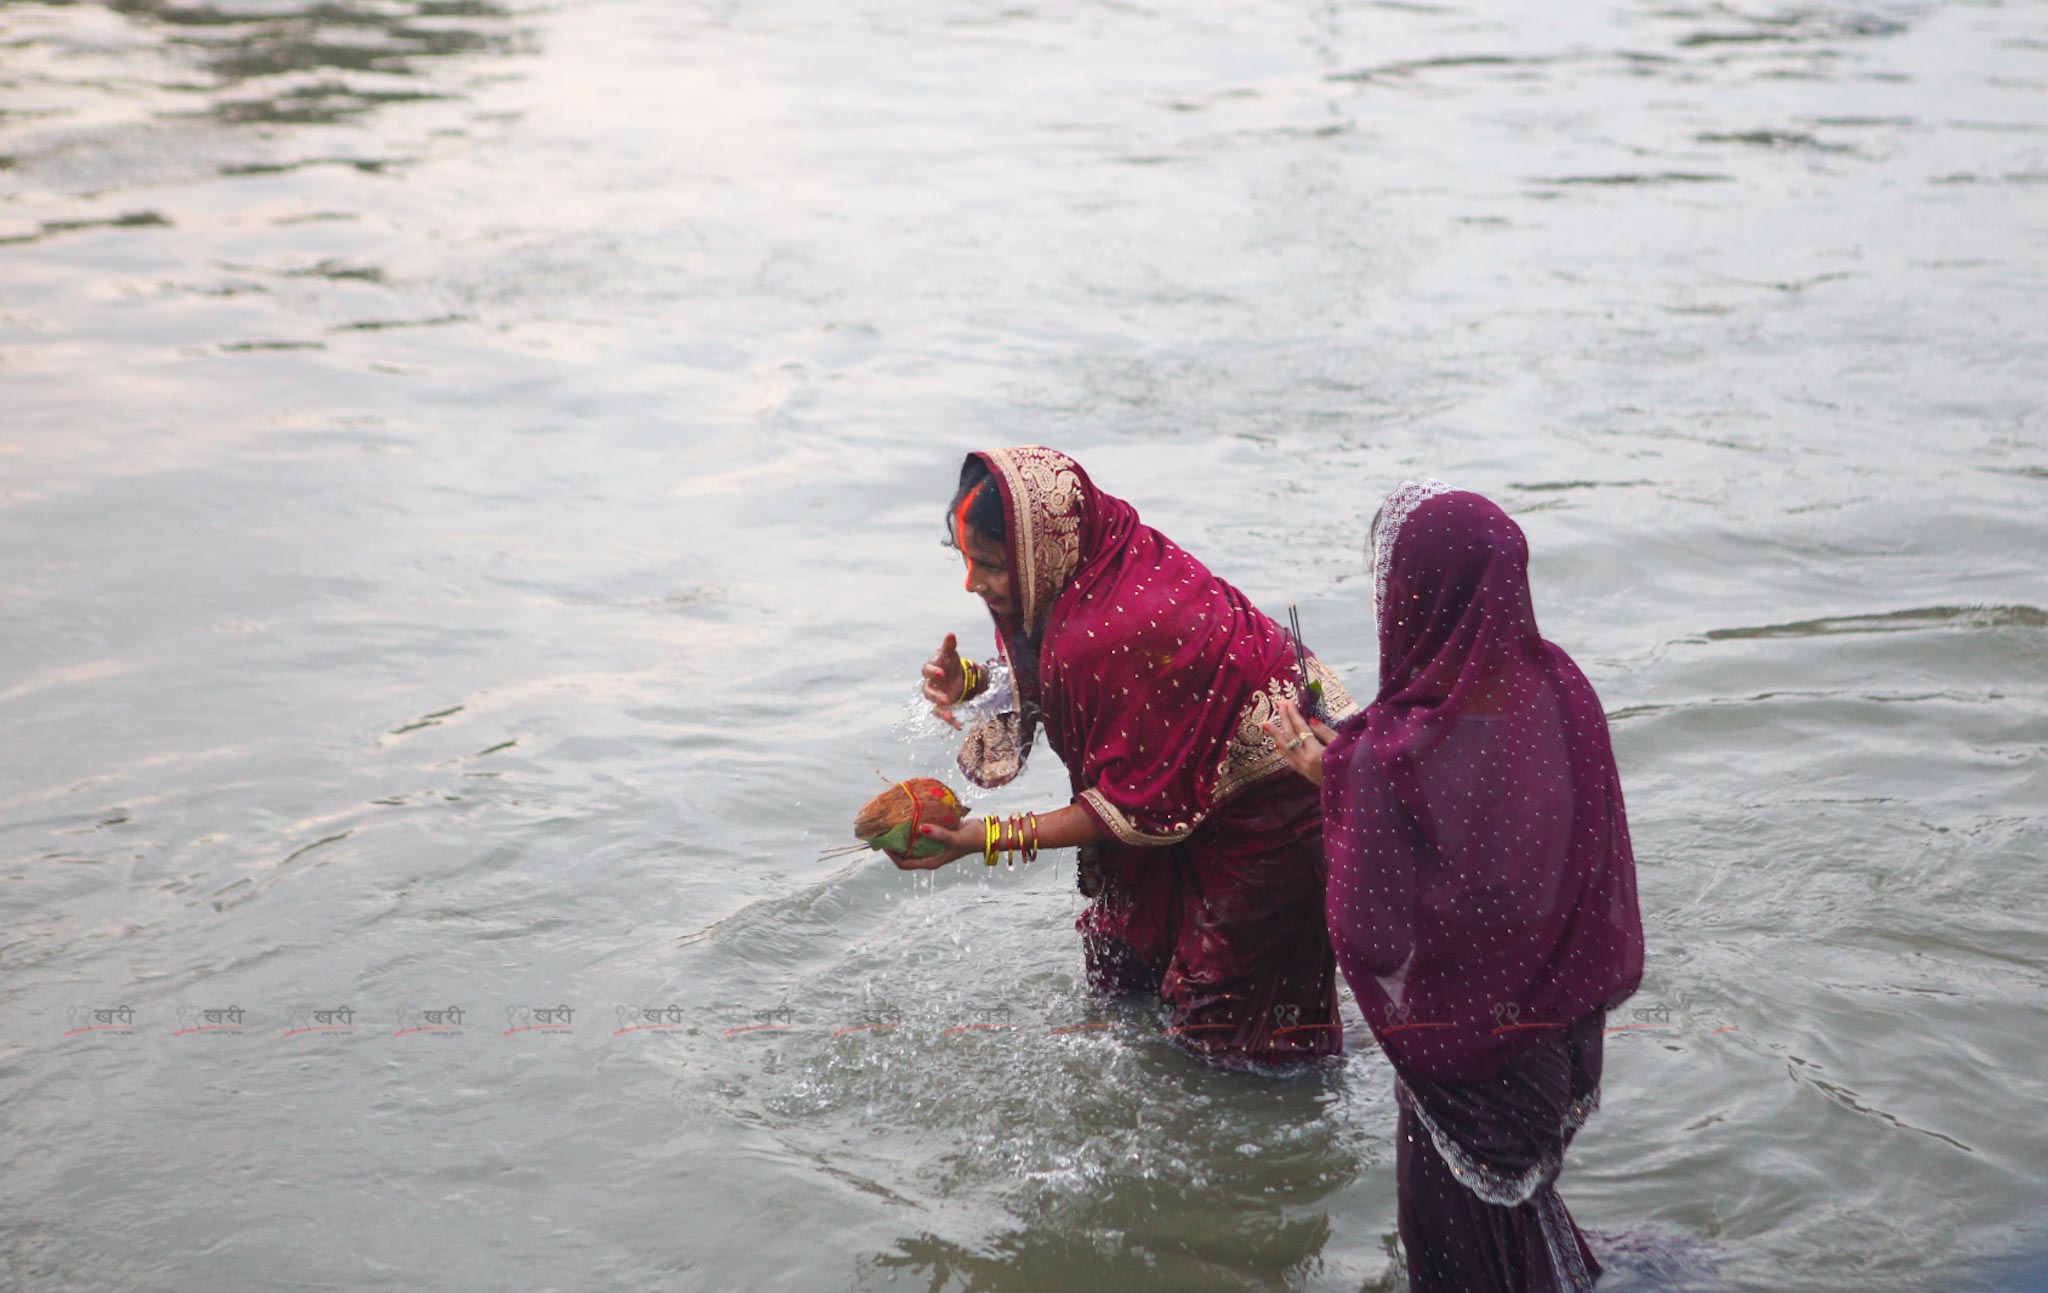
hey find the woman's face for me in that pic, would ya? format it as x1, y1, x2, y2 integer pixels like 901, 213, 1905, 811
959, 527, 1016, 620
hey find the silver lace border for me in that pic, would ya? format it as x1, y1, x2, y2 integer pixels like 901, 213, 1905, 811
1371, 478, 1457, 632
1394, 1074, 1599, 1208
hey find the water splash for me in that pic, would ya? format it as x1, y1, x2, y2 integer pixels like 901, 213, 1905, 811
891, 661, 1015, 803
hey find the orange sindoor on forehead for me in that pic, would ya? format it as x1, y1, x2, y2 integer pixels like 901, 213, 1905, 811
954, 482, 986, 590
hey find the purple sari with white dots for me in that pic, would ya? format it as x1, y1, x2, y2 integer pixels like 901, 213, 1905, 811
1321, 483, 1644, 1290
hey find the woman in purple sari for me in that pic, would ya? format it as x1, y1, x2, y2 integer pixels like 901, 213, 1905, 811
897, 446, 1358, 1066
1266, 481, 1644, 1290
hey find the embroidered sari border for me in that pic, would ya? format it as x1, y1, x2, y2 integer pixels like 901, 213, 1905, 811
984, 450, 1039, 626
1078, 788, 1196, 847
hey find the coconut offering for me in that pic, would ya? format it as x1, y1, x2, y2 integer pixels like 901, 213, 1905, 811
847, 777, 964, 859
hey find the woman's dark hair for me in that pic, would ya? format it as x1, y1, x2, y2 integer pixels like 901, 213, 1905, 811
944, 455, 1007, 548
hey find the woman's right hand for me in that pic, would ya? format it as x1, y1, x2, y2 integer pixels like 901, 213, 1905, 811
921, 632, 967, 729
1264, 696, 1340, 787
885, 816, 983, 870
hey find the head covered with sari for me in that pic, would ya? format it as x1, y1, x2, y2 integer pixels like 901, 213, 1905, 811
1321, 481, 1643, 1081
953, 447, 1355, 846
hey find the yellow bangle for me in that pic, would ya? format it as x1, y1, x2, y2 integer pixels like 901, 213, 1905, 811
959, 658, 981, 701
984, 816, 1000, 866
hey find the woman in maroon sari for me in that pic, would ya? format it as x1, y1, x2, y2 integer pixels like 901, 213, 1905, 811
899, 446, 1358, 1066
1266, 481, 1644, 1290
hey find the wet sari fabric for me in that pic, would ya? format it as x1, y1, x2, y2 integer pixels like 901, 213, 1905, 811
1395, 1013, 1606, 1291
959, 447, 1356, 1063
1320, 483, 1644, 1289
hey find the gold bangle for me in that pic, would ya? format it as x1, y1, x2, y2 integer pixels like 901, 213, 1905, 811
959, 658, 980, 701
984, 816, 1000, 866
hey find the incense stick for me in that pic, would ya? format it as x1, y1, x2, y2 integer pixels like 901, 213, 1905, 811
1287, 602, 1311, 695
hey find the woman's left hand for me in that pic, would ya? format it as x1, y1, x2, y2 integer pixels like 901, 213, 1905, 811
1264, 697, 1340, 787
885, 817, 985, 870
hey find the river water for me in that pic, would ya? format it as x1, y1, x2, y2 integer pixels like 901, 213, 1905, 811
3, 0, 2045, 1288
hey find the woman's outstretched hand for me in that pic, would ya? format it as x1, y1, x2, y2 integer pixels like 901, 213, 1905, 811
921, 632, 968, 729
885, 816, 983, 870
1264, 696, 1340, 787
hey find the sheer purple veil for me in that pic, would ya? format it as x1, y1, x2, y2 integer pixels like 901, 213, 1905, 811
1322, 482, 1644, 1081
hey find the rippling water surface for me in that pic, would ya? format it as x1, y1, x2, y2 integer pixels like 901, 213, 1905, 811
3, 0, 2045, 1288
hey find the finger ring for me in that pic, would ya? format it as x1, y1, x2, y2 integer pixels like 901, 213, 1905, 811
1285, 735, 1307, 750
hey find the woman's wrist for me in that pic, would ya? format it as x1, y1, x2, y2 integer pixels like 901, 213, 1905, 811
960, 804, 1106, 863
978, 811, 1043, 866
957, 657, 985, 703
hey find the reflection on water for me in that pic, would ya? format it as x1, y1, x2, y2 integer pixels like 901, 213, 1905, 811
0, 207, 170, 246
116, 0, 522, 125
863, 1213, 1366, 1293
0, 0, 526, 206
113, 0, 521, 79
3, 0, 2047, 1288
1705, 605, 2048, 639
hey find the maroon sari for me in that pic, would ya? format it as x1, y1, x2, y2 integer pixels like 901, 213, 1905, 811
1321, 481, 1644, 1290
956, 447, 1358, 1064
